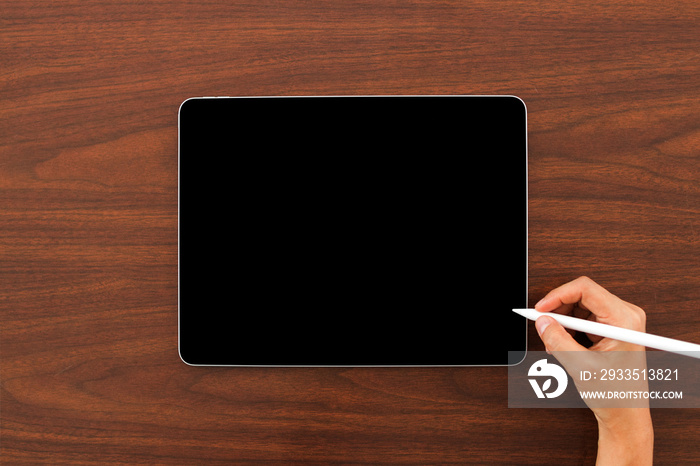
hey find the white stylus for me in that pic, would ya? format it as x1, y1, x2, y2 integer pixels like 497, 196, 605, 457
513, 308, 700, 359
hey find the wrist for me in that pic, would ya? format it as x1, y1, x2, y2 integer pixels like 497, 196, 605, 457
595, 409, 653, 465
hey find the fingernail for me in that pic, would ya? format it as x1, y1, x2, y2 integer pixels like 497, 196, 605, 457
535, 316, 551, 336
535, 297, 545, 309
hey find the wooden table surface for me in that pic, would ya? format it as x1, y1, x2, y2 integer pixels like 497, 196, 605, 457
2, 1, 699, 464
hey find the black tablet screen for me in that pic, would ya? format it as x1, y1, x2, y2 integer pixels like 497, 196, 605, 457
179, 96, 527, 365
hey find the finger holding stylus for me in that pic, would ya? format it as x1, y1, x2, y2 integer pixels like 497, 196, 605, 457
534, 276, 646, 352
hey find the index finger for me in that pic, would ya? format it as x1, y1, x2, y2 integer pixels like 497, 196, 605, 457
534, 276, 629, 325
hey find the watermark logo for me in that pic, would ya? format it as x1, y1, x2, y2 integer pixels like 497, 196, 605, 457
510, 351, 698, 408
528, 358, 568, 398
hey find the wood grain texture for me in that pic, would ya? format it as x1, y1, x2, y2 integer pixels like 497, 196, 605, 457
1, 0, 699, 464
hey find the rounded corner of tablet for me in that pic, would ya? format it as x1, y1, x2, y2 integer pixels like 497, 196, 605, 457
507, 349, 528, 366
178, 97, 200, 118
178, 344, 200, 367
505, 95, 528, 116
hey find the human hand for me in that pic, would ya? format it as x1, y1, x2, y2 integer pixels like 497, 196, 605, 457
534, 277, 653, 466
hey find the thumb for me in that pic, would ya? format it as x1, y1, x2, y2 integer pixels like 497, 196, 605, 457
536, 315, 588, 353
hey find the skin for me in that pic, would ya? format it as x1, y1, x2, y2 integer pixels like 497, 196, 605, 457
534, 277, 654, 466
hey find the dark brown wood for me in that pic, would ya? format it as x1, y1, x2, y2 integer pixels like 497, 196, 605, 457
2, 1, 699, 463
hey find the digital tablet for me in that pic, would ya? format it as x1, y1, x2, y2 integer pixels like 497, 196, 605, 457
178, 95, 528, 366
